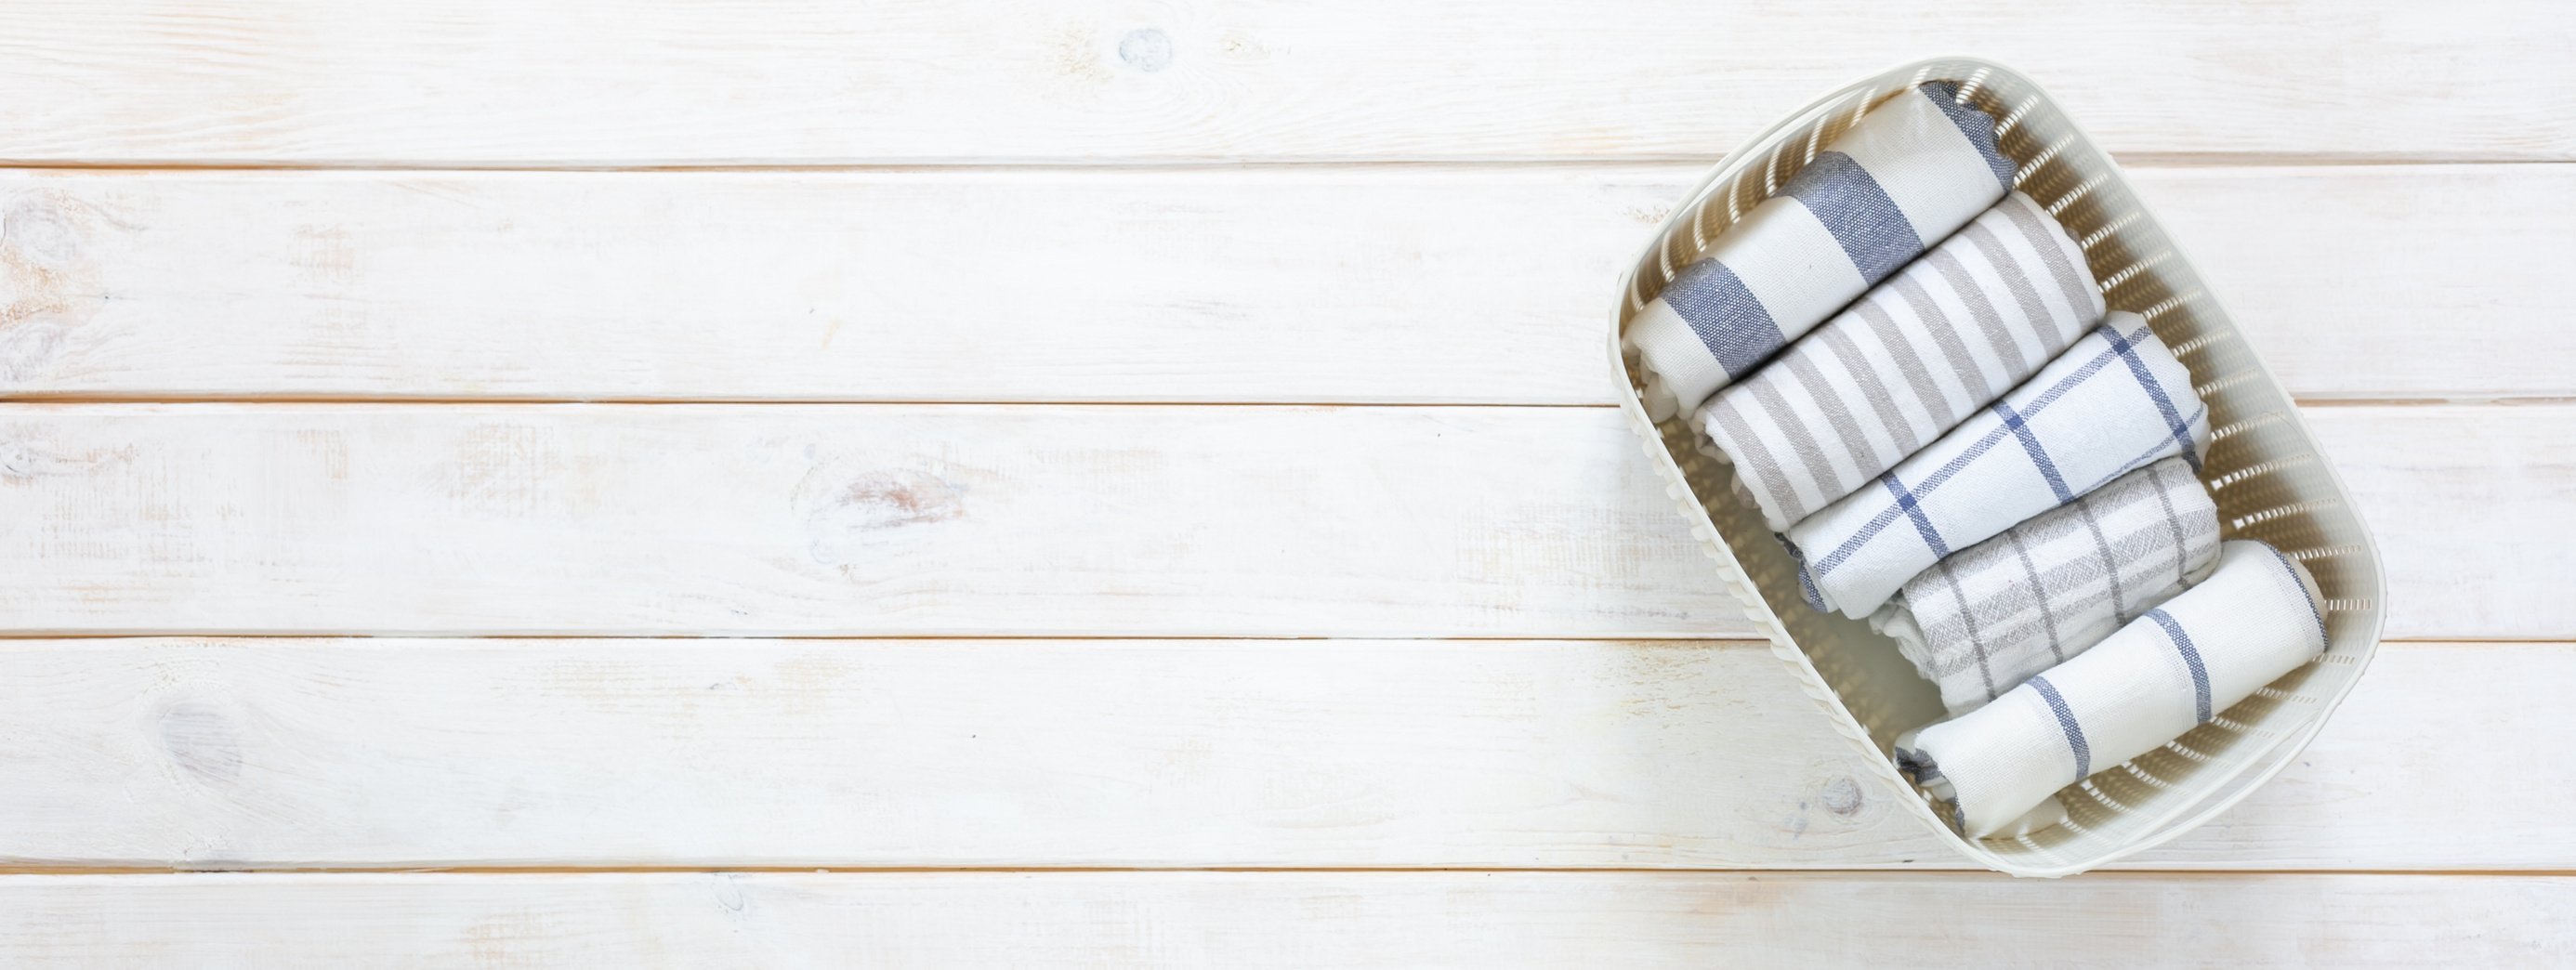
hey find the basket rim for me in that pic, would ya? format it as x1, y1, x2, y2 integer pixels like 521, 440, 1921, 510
1604, 55, 2388, 877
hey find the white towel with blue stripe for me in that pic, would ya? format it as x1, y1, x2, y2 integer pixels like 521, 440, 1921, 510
1894, 540, 2331, 838
1785, 311, 2209, 619
1695, 191, 2105, 531
1627, 81, 2015, 418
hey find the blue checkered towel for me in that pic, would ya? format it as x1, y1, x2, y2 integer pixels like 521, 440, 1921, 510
1627, 82, 2014, 417
1895, 540, 2331, 837
1786, 312, 2210, 619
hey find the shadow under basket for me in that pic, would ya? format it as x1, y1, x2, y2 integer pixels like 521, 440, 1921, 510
1608, 58, 2385, 877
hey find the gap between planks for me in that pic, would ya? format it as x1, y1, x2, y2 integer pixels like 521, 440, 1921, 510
0, 633, 2546, 644
0, 865, 2569, 877
0, 397, 2561, 407
1, 154, 2560, 173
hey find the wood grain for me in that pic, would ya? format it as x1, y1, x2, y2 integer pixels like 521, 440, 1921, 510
0, 638, 2554, 871
0, 872, 2562, 966
2310, 403, 2576, 641
0, 2, 2570, 165
0, 402, 1741, 637
2, 164, 2568, 403
0, 402, 2556, 638
0, 0, 2559, 945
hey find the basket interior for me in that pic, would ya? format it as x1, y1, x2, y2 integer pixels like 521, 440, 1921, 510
1613, 59, 2387, 874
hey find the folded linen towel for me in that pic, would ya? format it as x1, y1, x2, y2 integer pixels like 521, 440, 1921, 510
1786, 311, 2209, 619
1697, 192, 2104, 531
1872, 456, 2221, 716
1894, 540, 2331, 837
1628, 81, 2014, 417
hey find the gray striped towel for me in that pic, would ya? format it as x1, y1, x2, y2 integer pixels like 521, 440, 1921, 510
1872, 456, 2221, 716
1695, 192, 2105, 531
1627, 81, 2014, 417
1895, 540, 2330, 837
1786, 311, 2210, 620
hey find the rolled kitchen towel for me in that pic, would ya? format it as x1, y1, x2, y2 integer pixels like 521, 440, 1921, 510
1698, 191, 2105, 531
1894, 540, 2331, 838
1627, 81, 2015, 417
1872, 456, 2221, 716
1786, 311, 2209, 619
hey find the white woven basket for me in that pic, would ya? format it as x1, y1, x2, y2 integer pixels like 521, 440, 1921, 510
1608, 58, 2386, 877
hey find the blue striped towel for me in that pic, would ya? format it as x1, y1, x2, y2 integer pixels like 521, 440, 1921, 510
1785, 312, 2210, 619
1695, 192, 2105, 531
1895, 540, 2331, 837
1627, 81, 2014, 417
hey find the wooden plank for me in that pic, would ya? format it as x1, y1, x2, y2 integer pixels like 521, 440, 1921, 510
0, 638, 2556, 870
2, 164, 2568, 403
0, 872, 2561, 966
2135, 164, 2576, 402
0, 402, 1744, 638
2307, 404, 2576, 641
0, 402, 2556, 638
0, 166, 1648, 404
0, 2, 2570, 164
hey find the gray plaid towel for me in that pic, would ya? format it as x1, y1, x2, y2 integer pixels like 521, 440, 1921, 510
1696, 192, 2105, 531
1787, 312, 2210, 619
1626, 81, 2014, 417
1896, 540, 2331, 837
1872, 456, 2220, 716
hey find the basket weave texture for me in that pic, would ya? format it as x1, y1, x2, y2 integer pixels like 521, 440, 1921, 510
1609, 58, 2386, 877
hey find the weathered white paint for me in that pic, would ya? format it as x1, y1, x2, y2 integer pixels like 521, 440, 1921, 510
0, 164, 2567, 402
0, 638, 2554, 871
0, 403, 2555, 638
0, 872, 2561, 967
4, 0, 2571, 955
0, 403, 1739, 637
0, 1, 2569, 164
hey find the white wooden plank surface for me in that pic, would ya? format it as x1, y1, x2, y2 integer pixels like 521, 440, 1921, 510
2320, 403, 2576, 640
0, 403, 1734, 637
0, 402, 2556, 638
0, 0, 2559, 955
2, 164, 2567, 403
2, 2, 2571, 164
0, 638, 2551, 871
0, 872, 2562, 967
